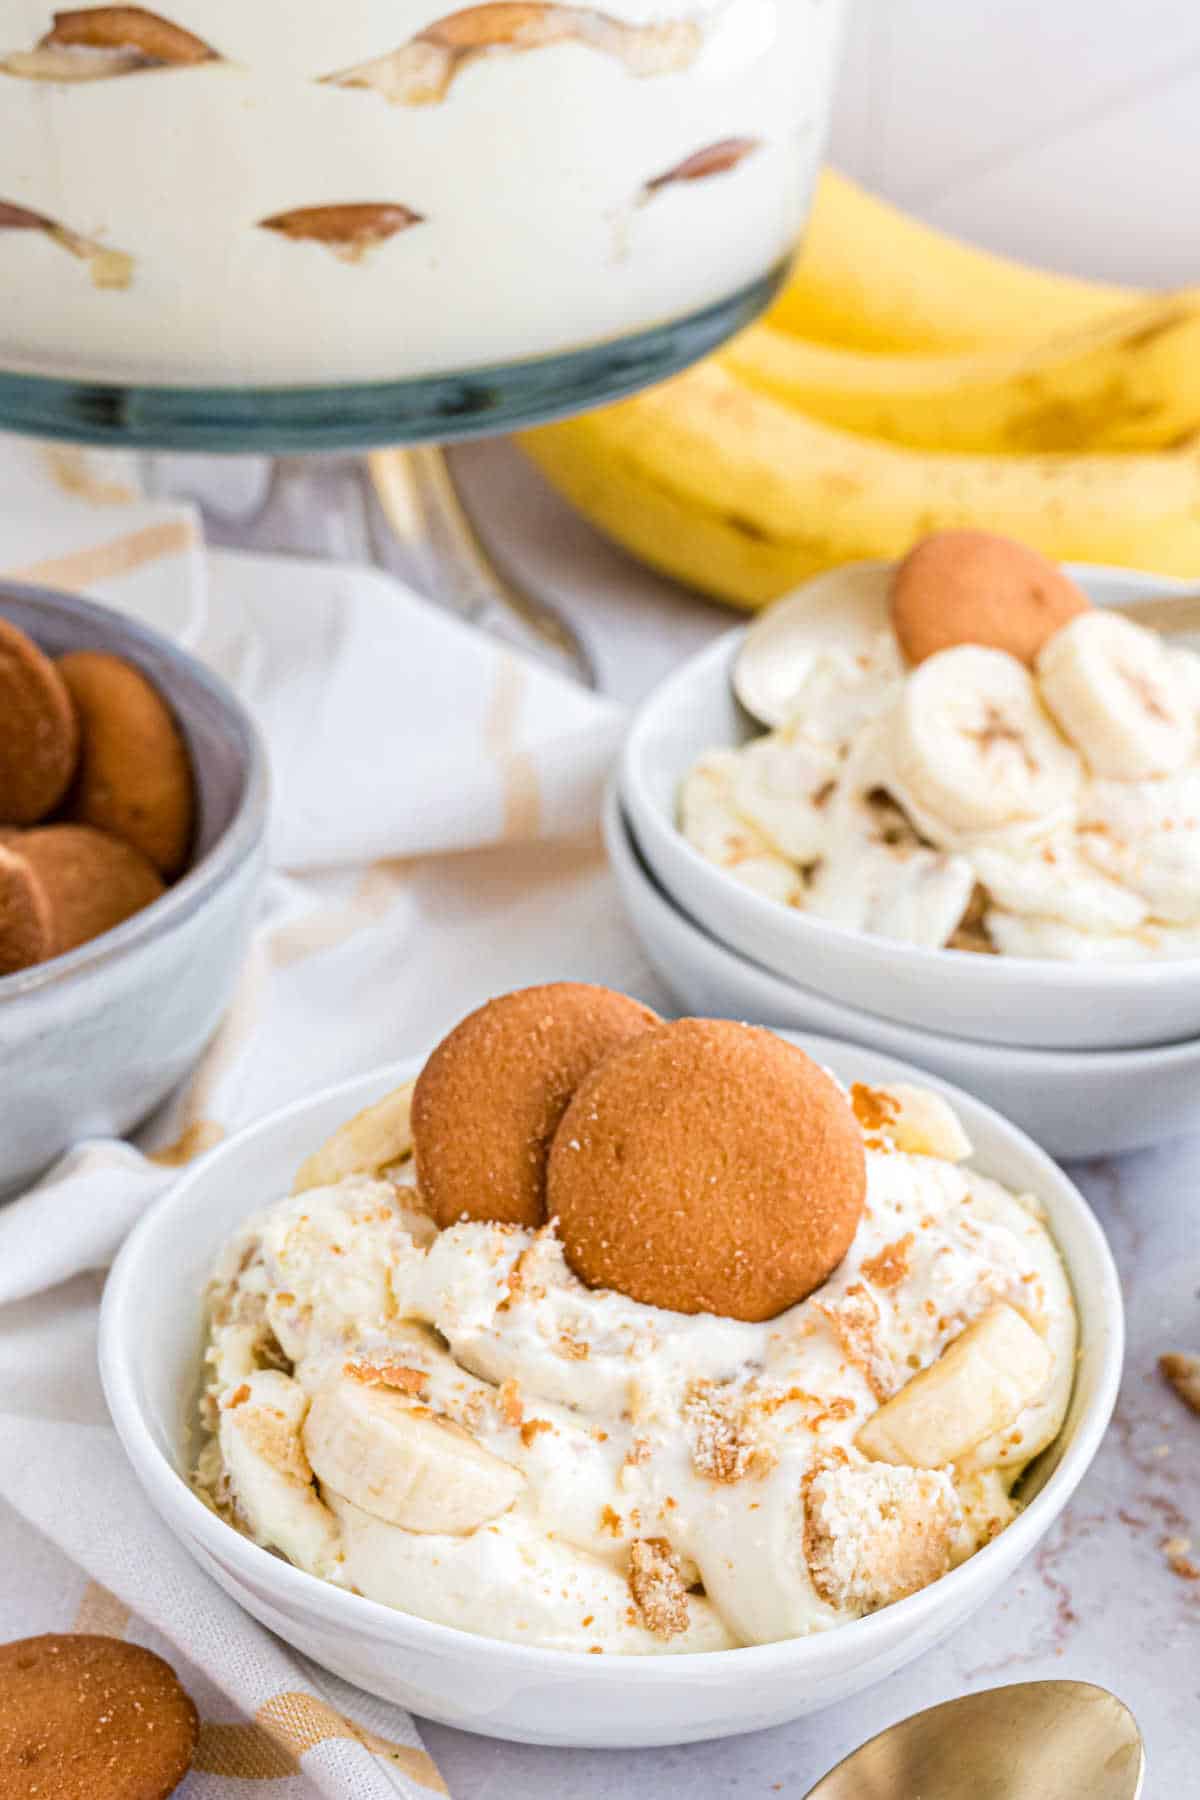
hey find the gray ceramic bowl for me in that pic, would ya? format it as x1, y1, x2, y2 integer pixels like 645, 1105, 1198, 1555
0, 583, 268, 1198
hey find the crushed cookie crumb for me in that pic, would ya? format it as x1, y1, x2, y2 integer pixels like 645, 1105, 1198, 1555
752, 1384, 822, 1418
1161, 1352, 1200, 1415
850, 1083, 900, 1135
628, 1538, 689, 1640
815, 1284, 898, 1401
1164, 1537, 1200, 1581
520, 1418, 553, 1447
497, 1378, 523, 1427
810, 1396, 856, 1430
683, 1383, 776, 1484
225, 1383, 251, 1409
232, 1403, 313, 1486
803, 1459, 959, 1612
344, 1359, 428, 1395
559, 1328, 589, 1360
459, 1389, 488, 1433
600, 1505, 623, 1537
497, 1244, 532, 1312
624, 1434, 652, 1469
860, 1234, 915, 1291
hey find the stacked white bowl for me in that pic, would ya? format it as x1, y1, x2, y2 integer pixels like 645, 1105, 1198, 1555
615, 564, 1200, 1161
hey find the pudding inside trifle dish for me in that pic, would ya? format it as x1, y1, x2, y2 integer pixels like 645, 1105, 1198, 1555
1, 1, 843, 386
682, 529, 1200, 961
194, 983, 1076, 1654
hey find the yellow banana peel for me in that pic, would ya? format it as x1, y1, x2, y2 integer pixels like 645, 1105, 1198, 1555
722, 295, 1200, 454
519, 362, 1200, 609
772, 169, 1139, 353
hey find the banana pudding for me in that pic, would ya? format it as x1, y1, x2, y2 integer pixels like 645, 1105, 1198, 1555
193, 987, 1075, 1653
1, 1, 843, 387
683, 531, 1200, 959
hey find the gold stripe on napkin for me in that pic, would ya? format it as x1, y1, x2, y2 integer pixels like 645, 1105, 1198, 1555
5, 518, 196, 592
487, 654, 540, 841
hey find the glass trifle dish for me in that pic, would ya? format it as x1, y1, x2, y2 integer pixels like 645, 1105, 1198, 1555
0, 0, 847, 447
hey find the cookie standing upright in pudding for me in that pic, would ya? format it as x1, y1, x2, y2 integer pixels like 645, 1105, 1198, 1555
412, 982, 659, 1229
891, 529, 1090, 667
0, 618, 79, 825
58, 650, 195, 878
0, 1633, 198, 1799
550, 1017, 866, 1321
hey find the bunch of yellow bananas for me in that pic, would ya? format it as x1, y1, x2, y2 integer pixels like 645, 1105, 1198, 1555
520, 171, 1200, 607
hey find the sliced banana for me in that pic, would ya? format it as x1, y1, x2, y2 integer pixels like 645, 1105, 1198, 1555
972, 841, 1147, 933
678, 754, 802, 904
303, 1373, 525, 1534
781, 636, 906, 750
1037, 610, 1196, 779
867, 1084, 973, 1162
865, 851, 978, 949
855, 1303, 1052, 1469
728, 730, 839, 864
1078, 770, 1200, 924
805, 725, 975, 947
293, 1081, 416, 1194
887, 646, 1080, 843
733, 560, 895, 727
218, 1370, 340, 1573
806, 837, 975, 948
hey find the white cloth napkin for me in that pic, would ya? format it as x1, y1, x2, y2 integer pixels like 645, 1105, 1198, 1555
0, 438, 657, 1798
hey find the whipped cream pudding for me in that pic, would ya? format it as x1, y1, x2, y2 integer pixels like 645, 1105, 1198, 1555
683, 533, 1200, 960
194, 989, 1074, 1655
0, 1, 843, 387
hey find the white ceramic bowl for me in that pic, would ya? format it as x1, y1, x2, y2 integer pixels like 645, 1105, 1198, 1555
100, 1041, 1122, 1748
620, 565, 1200, 1052
0, 583, 268, 1197
606, 782, 1200, 1161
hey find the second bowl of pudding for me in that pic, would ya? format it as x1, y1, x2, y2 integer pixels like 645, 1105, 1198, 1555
622, 551, 1200, 1050
605, 780, 1200, 1159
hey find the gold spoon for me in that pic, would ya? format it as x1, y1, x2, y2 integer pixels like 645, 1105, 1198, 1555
804, 1681, 1144, 1799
